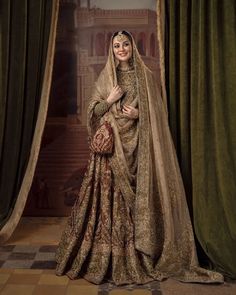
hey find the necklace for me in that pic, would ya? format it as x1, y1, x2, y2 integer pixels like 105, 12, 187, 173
117, 65, 134, 72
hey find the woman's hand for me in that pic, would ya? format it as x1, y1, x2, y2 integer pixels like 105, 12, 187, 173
107, 85, 124, 105
122, 105, 139, 119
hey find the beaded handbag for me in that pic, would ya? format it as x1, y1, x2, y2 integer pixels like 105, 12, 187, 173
90, 121, 114, 154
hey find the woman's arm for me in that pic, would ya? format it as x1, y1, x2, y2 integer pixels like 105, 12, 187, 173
93, 101, 110, 117
93, 85, 124, 117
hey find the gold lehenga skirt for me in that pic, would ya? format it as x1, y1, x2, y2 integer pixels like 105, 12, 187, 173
55, 153, 166, 285
55, 151, 224, 285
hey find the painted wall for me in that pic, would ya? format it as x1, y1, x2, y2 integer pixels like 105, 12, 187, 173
24, 0, 161, 216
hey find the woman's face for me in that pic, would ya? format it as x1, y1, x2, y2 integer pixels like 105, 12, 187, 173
112, 34, 132, 63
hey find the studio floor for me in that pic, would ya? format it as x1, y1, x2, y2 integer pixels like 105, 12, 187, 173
0, 217, 235, 295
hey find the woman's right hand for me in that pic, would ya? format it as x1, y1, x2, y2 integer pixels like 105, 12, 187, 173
106, 85, 124, 105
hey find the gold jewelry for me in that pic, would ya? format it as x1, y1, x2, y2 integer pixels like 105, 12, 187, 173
117, 64, 134, 71
116, 31, 127, 42
128, 57, 133, 67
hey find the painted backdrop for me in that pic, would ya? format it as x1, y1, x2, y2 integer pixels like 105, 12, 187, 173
24, 0, 160, 216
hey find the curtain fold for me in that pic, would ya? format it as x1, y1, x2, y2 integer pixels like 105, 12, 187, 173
156, 0, 168, 114
165, 0, 236, 277
0, 0, 59, 243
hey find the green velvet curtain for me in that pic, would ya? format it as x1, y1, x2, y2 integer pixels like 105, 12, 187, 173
0, 0, 55, 229
165, 0, 236, 277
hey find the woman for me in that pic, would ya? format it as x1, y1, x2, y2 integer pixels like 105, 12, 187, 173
55, 31, 223, 285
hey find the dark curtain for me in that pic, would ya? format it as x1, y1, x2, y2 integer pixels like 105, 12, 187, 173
165, 0, 236, 277
0, 0, 54, 229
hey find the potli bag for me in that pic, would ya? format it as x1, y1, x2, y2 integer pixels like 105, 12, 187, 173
90, 121, 114, 154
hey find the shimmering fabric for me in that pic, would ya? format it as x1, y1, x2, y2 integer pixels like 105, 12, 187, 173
55, 33, 224, 285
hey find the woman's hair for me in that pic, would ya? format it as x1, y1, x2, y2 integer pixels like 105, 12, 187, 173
112, 30, 133, 45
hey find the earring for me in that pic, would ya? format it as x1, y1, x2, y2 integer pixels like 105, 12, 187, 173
128, 57, 133, 67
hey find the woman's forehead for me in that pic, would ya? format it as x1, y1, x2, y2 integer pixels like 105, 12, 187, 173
113, 35, 130, 44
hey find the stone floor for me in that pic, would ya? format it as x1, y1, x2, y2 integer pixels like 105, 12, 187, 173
0, 217, 235, 295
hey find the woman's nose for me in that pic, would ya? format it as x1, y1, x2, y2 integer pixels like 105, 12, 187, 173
119, 46, 125, 51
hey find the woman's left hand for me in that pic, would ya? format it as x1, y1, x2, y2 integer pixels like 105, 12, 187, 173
122, 105, 139, 119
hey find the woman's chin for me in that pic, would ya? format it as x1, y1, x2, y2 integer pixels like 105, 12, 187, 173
117, 56, 130, 63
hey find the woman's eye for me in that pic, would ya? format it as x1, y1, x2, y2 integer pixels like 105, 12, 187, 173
114, 44, 119, 49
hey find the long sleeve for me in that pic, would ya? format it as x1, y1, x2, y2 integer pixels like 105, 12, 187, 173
93, 100, 110, 117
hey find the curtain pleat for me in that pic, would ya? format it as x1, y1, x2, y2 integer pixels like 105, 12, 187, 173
156, 0, 168, 114
0, 0, 59, 243
0, 1, 10, 158
165, 0, 236, 277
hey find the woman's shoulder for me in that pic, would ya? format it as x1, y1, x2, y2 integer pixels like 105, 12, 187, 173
143, 66, 155, 80
96, 65, 113, 82
95, 67, 108, 86
94, 66, 113, 96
